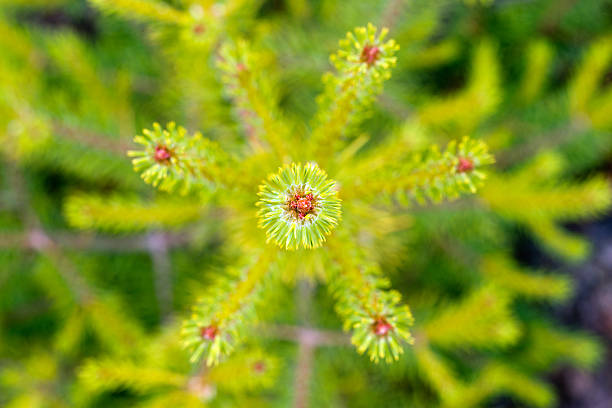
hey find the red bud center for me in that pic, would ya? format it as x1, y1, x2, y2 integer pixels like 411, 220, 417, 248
193, 24, 205, 35
457, 157, 474, 173
253, 361, 266, 373
372, 317, 393, 337
200, 325, 218, 341
154, 145, 172, 163
297, 197, 313, 213
361, 45, 381, 66
287, 192, 317, 220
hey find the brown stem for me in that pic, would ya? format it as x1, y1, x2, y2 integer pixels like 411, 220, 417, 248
538, 0, 579, 34
53, 121, 131, 156
8, 164, 92, 303
0, 230, 190, 251
496, 119, 586, 168
380, 0, 406, 32
293, 280, 314, 408
261, 324, 351, 347
293, 341, 315, 408
147, 232, 174, 323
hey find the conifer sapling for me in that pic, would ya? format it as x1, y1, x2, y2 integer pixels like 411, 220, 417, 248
127, 24, 494, 366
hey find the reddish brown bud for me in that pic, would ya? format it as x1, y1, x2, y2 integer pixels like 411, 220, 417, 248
297, 197, 314, 214
193, 24, 205, 35
252, 361, 266, 373
457, 157, 474, 173
200, 325, 218, 341
372, 317, 393, 337
286, 190, 317, 221
360, 45, 381, 66
154, 145, 172, 164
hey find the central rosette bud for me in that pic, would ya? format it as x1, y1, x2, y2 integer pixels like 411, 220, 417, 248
288, 191, 317, 220
257, 163, 342, 250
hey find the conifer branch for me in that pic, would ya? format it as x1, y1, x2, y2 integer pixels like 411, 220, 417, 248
529, 219, 589, 261
416, 344, 555, 408
88, 0, 190, 25
418, 39, 501, 132
414, 344, 464, 404
423, 285, 520, 350
31, 136, 142, 189
86, 296, 146, 356
481, 254, 572, 301
310, 23, 398, 165
78, 344, 279, 404
46, 32, 135, 133
568, 35, 612, 115
587, 86, 612, 129
218, 40, 292, 157
181, 252, 275, 366
139, 391, 203, 408
483, 174, 611, 222
128, 122, 235, 194
518, 324, 603, 371
345, 137, 494, 205
206, 348, 281, 393
327, 238, 413, 363
518, 39, 554, 104
64, 193, 204, 232
79, 360, 186, 393
482, 172, 611, 259
455, 363, 556, 408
